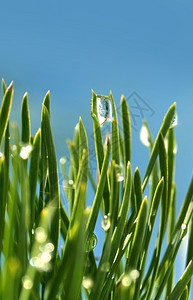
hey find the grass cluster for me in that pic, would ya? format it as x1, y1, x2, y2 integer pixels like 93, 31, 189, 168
0, 80, 193, 299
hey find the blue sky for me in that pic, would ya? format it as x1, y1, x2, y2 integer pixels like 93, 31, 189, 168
1, 0, 193, 296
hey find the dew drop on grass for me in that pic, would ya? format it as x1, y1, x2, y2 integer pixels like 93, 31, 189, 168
39, 242, 55, 253
63, 179, 75, 190
170, 113, 178, 128
101, 214, 111, 231
22, 275, 33, 290
122, 270, 139, 287
140, 125, 150, 147
86, 233, 97, 252
20, 144, 33, 160
101, 262, 110, 272
115, 164, 124, 182
35, 227, 47, 243
0, 152, 3, 158
82, 276, 94, 290
97, 97, 112, 127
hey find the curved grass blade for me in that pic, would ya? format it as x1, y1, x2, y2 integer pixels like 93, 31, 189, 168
142, 102, 176, 191
21, 92, 31, 144
41, 105, 60, 266
158, 176, 193, 276
0, 81, 14, 147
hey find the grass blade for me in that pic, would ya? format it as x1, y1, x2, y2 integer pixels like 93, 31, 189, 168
0, 81, 14, 147
21, 92, 31, 144
142, 102, 176, 191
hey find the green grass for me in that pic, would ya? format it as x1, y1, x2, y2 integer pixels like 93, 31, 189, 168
0, 80, 193, 299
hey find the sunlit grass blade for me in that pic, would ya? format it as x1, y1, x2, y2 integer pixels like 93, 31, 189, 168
110, 161, 132, 264
2, 78, 7, 95
168, 260, 193, 300
41, 104, 60, 266
45, 183, 87, 300
120, 95, 131, 168
86, 139, 110, 237
142, 102, 176, 191
90, 90, 104, 172
0, 81, 14, 147
21, 92, 31, 144
158, 176, 193, 275
126, 196, 147, 272
109, 91, 120, 165
19, 203, 56, 300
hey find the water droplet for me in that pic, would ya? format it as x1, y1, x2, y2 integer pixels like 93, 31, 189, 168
86, 233, 97, 252
35, 227, 47, 243
22, 275, 33, 290
130, 269, 140, 281
122, 275, 132, 287
140, 125, 151, 147
20, 144, 33, 160
39, 242, 55, 253
82, 276, 94, 290
30, 256, 44, 269
0, 152, 3, 158
181, 223, 186, 231
60, 157, 66, 165
11, 145, 18, 155
122, 270, 139, 287
115, 164, 124, 182
170, 114, 178, 128
39, 252, 52, 264
97, 97, 112, 127
101, 214, 111, 231
63, 179, 75, 190
101, 262, 110, 272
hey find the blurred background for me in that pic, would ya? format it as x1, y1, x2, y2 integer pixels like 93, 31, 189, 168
1, 0, 193, 296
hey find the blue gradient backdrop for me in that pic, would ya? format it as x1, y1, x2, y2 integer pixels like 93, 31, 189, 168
1, 1, 193, 297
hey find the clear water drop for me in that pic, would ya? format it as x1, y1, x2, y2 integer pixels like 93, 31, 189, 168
35, 227, 47, 243
0, 152, 3, 158
101, 262, 110, 272
97, 97, 112, 127
82, 276, 94, 290
170, 113, 178, 128
122, 274, 132, 287
140, 125, 150, 147
20, 144, 33, 160
60, 157, 66, 165
63, 179, 75, 190
39, 242, 55, 253
86, 233, 97, 252
22, 275, 33, 290
101, 214, 111, 231
115, 164, 124, 182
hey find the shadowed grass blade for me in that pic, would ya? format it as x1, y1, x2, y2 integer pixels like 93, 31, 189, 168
21, 92, 31, 144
